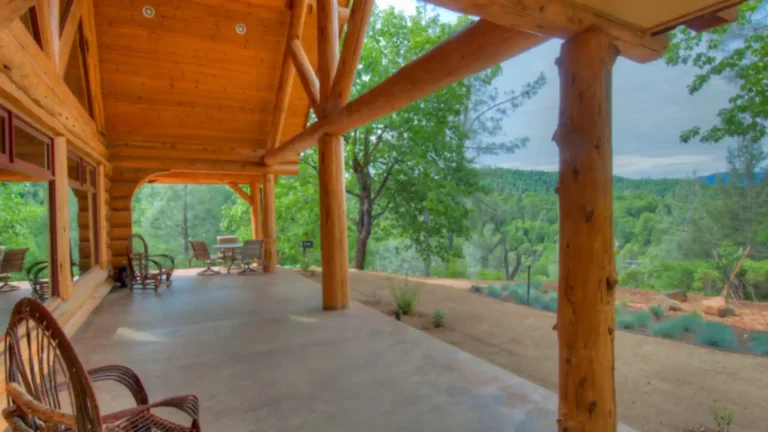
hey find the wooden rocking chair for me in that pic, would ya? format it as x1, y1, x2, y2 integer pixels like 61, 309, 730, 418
3, 298, 201, 431
0, 248, 28, 292
188, 241, 222, 276
127, 234, 175, 291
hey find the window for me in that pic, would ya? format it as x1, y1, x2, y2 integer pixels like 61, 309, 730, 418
62, 22, 94, 118
67, 153, 99, 279
18, 7, 43, 49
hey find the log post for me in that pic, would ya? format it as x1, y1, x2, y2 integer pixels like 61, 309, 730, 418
52, 136, 73, 299
318, 134, 349, 309
250, 181, 263, 239
262, 174, 277, 272
553, 28, 619, 432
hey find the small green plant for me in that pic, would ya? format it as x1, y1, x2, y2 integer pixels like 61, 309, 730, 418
432, 309, 445, 328
694, 321, 738, 351
650, 320, 684, 340
710, 400, 734, 432
618, 299, 630, 309
389, 278, 420, 315
485, 285, 504, 299
616, 314, 638, 330
649, 305, 665, 320
679, 312, 704, 332
748, 331, 768, 355
632, 310, 653, 328
470, 285, 484, 293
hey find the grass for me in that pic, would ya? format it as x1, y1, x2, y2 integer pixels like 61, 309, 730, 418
694, 321, 738, 351
389, 278, 420, 315
632, 310, 653, 328
650, 313, 702, 340
748, 331, 768, 355
649, 305, 665, 320
432, 309, 445, 328
616, 314, 638, 329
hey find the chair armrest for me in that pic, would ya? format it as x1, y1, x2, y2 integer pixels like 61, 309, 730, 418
149, 254, 175, 271
88, 364, 149, 405
6, 382, 77, 428
100, 394, 200, 425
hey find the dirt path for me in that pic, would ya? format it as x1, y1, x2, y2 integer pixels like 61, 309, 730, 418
300, 270, 768, 432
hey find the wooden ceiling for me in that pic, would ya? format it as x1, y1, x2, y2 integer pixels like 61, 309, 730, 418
94, 0, 318, 164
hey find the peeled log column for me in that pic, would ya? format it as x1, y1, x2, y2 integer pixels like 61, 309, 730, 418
262, 174, 277, 272
318, 134, 349, 310
250, 181, 263, 239
553, 28, 619, 432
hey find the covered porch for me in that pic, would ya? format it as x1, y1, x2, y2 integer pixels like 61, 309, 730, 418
72, 269, 633, 431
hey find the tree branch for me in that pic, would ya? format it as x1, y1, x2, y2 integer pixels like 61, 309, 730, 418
372, 158, 401, 202
367, 126, 390, 164
372, 199, 393, 222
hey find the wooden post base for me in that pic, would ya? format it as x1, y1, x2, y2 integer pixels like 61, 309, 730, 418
554, 28, 619, 432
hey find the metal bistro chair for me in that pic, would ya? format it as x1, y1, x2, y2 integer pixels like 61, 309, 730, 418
127, 234, 175, 291
189, 241, 223, 276
0, 248, 29, 292
3, 298, 201, 432
217, 235, 240, 272
238, 239, 263, 275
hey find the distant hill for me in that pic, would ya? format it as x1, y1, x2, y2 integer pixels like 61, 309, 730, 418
699, 171, 765, 185
478, 167, 684, 196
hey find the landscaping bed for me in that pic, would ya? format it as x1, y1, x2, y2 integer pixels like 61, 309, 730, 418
471, 281, 768, 356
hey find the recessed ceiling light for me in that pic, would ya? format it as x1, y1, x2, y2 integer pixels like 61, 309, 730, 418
142, 6, 155, 18
235, 23, 247, 35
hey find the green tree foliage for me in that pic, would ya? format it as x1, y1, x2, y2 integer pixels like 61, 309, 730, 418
665, 0, 768, 144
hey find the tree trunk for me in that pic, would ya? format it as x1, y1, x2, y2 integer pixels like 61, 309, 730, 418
444, 232, 454, 275
502, 243, 510, 280
182, 185, 189, 258
508, 251, 522, 281
353, 190, 372, 269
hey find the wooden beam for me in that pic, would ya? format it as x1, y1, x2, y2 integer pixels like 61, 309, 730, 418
553, 28, 618, 432
266, 0, 309, 150
316, 0, 339, 116
110, 144, 266, 162
0, 0, 35, 31
329, 0, 373, 108
289, 39, 321, 110
52, 136, 73, 299
143, 170, 297, 184
227, 182, 252, 204
97, 164, 108, 271
0, 23, 106, 158
318, 134, 349, 309
305, 0, 350, 25
57, 0, 82, 74
264, 20, 545, 165
78, 0, 105, 131
655, 0, 744, 34
110, 157, 297, 174
423, 0, 667, 63
250, 181, 263, 239
262, 174, 277, 272
35, 0, 56, 62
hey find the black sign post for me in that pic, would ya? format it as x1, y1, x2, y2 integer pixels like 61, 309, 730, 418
300, 240, 314, 264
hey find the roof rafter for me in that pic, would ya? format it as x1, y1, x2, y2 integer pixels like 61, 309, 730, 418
0, 0, 36, 31
58, 0, 82, 73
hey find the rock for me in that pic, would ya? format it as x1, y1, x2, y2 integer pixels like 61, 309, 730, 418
654, 295, 682, 312
701, 296, 736, 317
664, 289, 688, 302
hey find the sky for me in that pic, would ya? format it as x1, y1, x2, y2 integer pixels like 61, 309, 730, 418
376, 0, 741, 179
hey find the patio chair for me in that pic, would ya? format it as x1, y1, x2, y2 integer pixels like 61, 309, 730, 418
26, 260, 50, 302
238, 239, 263, 275
0, 248, 28, 292
3, 297, 201, 432
189, 241, 222, 276
217, 235, 241, 271
127, 234, 174, 291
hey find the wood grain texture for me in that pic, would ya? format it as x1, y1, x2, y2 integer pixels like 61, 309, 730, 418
35, 0, 57, 62
330, 0, 373, 107
289, 38, 320, 109
53, 136, 74, 299
264, 20, 545, 165
422, 0, 668, 62
262, 173, 277, 272
315, 0, 338, 116
0, 0, 35, 31
227, 182, 252, 203
553, 28, 618, 432
57, 0, 82, 73
318, 134, 349, 310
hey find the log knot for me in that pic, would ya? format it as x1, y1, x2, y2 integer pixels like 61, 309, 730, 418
588, 400, 597, 419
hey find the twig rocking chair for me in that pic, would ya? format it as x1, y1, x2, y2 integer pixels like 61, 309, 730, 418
3, 298, 201, 431
127, 234, 175, 291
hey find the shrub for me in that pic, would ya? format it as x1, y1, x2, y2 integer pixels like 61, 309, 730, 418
649, 305, 665, 320
743, 260, 768, 301
477, 269, 506, 281
679, 312, 704, 332
618, 268, 645, 288
469, 285, 484, 293
650, 319, 685, 340
432, 310, 445, 328
529, 293, 557, 312
616, 314, 638, 330
693, 267, 721, 294
485, 285, 504, 299
632, 310, 653, 328
647, 261, 712, 293
389, 279, 420, 315
748, 331, 768, 355
711, 401, 734, 432
618, 299, 629, 309
694, 321, 738, 351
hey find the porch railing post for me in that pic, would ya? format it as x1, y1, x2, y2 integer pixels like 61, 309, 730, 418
52, 136, 73, 299
262, 174, 277, 272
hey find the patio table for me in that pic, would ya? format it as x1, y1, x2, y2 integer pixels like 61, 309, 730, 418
211, 243, 243, 274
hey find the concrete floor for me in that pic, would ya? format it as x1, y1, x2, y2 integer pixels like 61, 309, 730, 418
73, 269, 634, 431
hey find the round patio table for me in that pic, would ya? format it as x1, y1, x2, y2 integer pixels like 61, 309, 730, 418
211, 243, 243, 273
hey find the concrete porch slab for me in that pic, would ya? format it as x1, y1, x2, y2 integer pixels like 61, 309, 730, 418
73, 269, 635, 431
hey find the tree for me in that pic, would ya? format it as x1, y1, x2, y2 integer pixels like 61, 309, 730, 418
338, 6, 545, 270
665, 0, 768, 144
